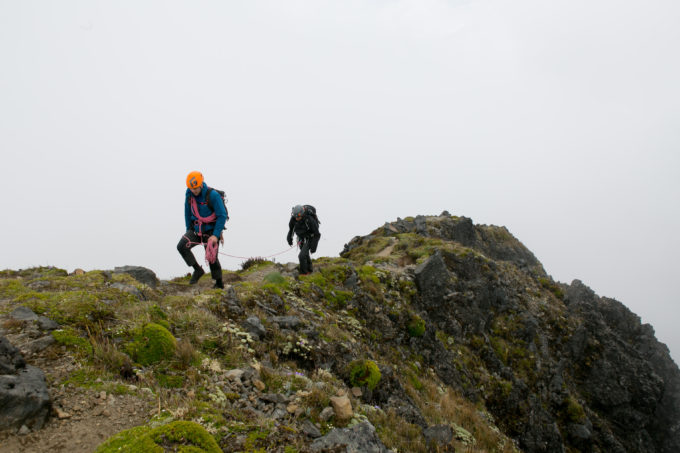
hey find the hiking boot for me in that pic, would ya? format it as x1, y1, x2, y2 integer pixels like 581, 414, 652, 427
213, 280, 224, 289
189, 267, 205, 284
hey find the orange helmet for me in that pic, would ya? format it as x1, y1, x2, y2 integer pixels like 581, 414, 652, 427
186, 171, 204, 189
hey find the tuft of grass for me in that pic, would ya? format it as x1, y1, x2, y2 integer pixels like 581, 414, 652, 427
175, 339, 198, 369
241, 258, 273, 271
91, 335, 130, 374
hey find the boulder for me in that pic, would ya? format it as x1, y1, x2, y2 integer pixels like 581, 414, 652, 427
113, 266, 159, 288
10, 306, 39, 322
330, 395, 353, 421
270, 316, 303, 330
414, 250, 451, 305
0, 336, 51, 431
243, 317, 266, 341
311, 421, 391, 452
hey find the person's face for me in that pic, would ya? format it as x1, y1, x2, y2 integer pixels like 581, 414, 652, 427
190, 187, 202, 196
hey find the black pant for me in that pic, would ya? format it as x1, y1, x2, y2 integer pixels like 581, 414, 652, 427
298, 238, 313, 274
177, 231, 222, 280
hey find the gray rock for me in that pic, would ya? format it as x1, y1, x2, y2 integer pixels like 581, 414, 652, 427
22, 336, 55, 355
243, 317, 266, 341
0, 336, 26, 374
271, 407, 288, 419
255, 301, 278, 316
37, 316, 59, 331
10, 306, 39, 322
319, 406, 335, 421
110, 282, 144, 300
311, 421, 391, 452
27, 280, 50, 290
343, 272, 359, 291
414, 251, 451, 304
219, 287, 245, 315
302, 419, 322, 438
260, 393, 289, 404
270, 316, 303, 330
0, 336, 51, 431
423, 424, 453, 446
113, 266, 159, 288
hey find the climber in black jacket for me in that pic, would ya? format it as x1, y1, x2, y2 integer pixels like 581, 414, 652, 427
286, 205, 321, 275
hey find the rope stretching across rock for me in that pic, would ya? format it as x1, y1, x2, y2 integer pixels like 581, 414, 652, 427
186, 196, 297, 264
181, 235, 297, 265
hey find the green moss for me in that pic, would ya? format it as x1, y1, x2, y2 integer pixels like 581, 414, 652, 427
326, 290, 354, 310
62, 367, 103, 388
128, 323, 177, 366
95, 421, 220, 453
349, 359, 381, 390
565, 395, 586, 423
156, 372, 185, 388
319, 265, 351, 285
149, 304, 168, 321
12, 288, 124, 329
52, 328, 93, 355
3, 266, 69, 279
398, 280, 417, 301
357, 265, 380, 284
341, 237, 392, 261
244, 429, 270, 450
407, 315, 426, 337
0, 279, 30, 300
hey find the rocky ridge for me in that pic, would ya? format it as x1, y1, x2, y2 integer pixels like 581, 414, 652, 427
0, 213, 678, 452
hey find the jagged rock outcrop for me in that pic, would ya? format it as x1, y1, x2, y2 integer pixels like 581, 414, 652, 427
371, 215, 680, 453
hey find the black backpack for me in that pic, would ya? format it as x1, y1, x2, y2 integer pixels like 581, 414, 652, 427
188, 186, 229, 225
303, 205, 320, 225
205, 187, 228, 215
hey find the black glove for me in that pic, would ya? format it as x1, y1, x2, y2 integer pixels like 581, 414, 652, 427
287, 233, 293, 246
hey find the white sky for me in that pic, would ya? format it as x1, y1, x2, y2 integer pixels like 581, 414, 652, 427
1, 1, 679, 363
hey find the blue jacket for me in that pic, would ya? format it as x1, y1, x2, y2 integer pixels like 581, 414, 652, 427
185, 183, 228, 237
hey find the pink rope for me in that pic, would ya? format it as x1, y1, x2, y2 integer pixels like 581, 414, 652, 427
218, 245, 296, 260
205, 240, 218, 264
182, 236, 296, 262
190, 196, 217, 237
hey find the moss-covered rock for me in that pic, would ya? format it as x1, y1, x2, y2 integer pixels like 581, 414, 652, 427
349, 359, 381, 390
128, 323, 177, 366
94, 420, 220, 453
